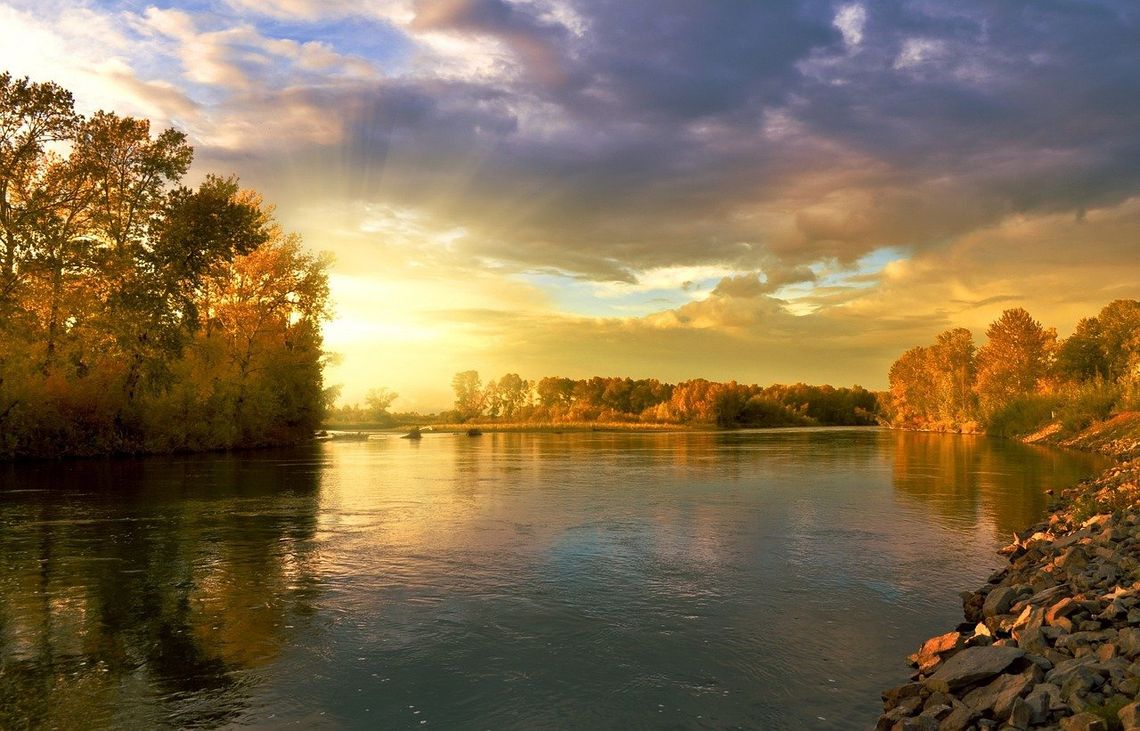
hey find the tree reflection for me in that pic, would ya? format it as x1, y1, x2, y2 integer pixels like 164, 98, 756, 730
889, 431, 1110, 538
0, 449, 321, 729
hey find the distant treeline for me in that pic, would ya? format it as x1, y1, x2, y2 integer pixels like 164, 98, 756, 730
0, 73, 330, 458
886, 300, 1140, 436
331, 374, 880, 428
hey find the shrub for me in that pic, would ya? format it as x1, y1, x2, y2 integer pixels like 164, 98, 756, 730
1056, 380, 1121, 433
985, 394, 1062, 438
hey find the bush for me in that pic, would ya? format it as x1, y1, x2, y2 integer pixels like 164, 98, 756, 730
1056, 381, 1121, 433
985, 394, 1062, 438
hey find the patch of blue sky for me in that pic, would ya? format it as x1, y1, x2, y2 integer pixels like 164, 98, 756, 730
103, 0, 414, 72
254, 16, 414, 73
519, 272, 719, 318
813, 245, 910, 289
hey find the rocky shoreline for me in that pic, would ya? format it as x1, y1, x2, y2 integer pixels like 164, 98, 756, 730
878, 455, 1140, 730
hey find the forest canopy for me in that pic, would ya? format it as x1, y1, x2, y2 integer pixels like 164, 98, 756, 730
328, 374, 881, 429
0, 73, 331, 458
885, 301, 1140, 436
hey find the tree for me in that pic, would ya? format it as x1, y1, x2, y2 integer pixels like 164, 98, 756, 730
975, 308, 1056, 415
888, 346, 935, 427
1056, 317, 1107, 382
451, 370, 484, 422
1094, 300, 1140, 382
494, 373, 529, 419
0, 73, 332, 457
929, 327, 976, 423
364, 388, 398, 424
0, 73, 79, 314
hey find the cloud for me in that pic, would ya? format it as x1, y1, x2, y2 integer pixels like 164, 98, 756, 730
834, 4, 867, 48
6, 0, 1140, 405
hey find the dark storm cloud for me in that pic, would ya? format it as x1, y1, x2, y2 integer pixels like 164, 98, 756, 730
254, 0, 1140, 281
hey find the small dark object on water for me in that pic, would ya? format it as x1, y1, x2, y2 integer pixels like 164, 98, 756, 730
402, 428, 422, 440
466, 428, 482, 437
330, 432, 368, 441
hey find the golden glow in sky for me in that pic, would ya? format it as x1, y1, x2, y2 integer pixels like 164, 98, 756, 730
4, 0, 1139, 410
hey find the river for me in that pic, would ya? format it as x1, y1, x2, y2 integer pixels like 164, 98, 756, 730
0, 428, 1113, 729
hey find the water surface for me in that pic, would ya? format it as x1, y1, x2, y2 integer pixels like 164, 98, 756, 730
0, 429, 1112, 729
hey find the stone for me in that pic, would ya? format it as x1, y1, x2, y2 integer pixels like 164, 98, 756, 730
1060, 666, 1103, 701
985, 586, 1020, 618
1008, 697, 1032, 729
1120, 627, 1140, 656
911, 632, 963, 672
1047, 597, 1080, 626
1017, 627, 1050, 655
1119, 701, 1140, 730
935, 701, 972, 731
962, 592, 986, 624
923, 646, 1025, 694
1118, 676, 1140, 695
884, 682, 925, 709
1016, 688, 1050, 726
1059, 712, 1108, 731
962, 668, 1035, 718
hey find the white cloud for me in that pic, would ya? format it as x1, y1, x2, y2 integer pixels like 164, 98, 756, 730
833, 4, 866, 48
894, 38, 947, 69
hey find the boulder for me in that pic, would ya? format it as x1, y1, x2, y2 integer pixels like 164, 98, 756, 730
922, 646, 1025, 694
1119, 627, 1140, 657
1047, 597, 1080, 626
1119, 701, 1140, 730
961, 667, 1035, 718
984, 586, 1020, 618
1059, 712, 1108, 731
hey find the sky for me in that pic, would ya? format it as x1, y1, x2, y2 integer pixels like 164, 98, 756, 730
2, 0, 1139, 410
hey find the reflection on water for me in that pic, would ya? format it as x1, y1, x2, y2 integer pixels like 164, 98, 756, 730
0, 430, 1112, 729
0, 452, 321, 729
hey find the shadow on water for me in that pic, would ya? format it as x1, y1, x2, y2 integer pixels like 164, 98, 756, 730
0, 448, 323, 729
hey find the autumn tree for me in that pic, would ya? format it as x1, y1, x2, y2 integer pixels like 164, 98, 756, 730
929, 328, 976, 423
364, 388, 398, 424
974, 308, 1056, 416
888, 346, 936, 427
0, 73, 79, 316
0, 73, 331, 457
451, 370, 484, 422
1056, 317, 1107, 383
492, 373, 529, 420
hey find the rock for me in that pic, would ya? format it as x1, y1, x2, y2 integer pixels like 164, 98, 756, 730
1014, 687, 1050, 726
984, 586, 1020, 618
1060, 666, 1103, 702
923, 646, 1025, 694
1017, 627, 1051, 655
911, 632, 963, 672
962, 668, 1035, 717
1059, 712, 1108, 731
1118, 675, 1140, 695
1120, 627, 1140, 656
1120, 701, 1140, 730
935, 700, 973, 731
1047, 597, 1080, 626
884, 682, 926, 710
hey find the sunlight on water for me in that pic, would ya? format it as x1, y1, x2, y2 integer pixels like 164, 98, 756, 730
0, 429, 1112, 729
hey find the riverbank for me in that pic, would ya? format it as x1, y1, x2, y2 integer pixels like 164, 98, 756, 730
877, 416, 1140, 730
